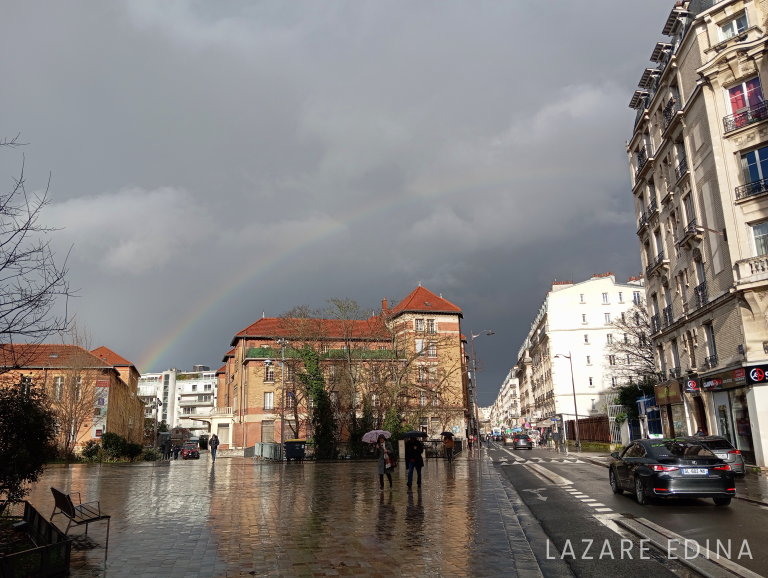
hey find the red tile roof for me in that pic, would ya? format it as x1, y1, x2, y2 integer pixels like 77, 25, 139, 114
0, 344, 112, 369
216, 365, 226, 375
390, 286, 462, 316
222, 348, 235, 362
231, 316, 389, 345
91, 346, 134, 367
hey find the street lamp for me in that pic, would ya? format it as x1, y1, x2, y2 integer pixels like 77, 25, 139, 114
470, 330, 494, 438
275, 338, 289, 460
554, 352, 581, 452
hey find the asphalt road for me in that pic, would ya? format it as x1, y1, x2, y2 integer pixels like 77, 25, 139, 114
487, 442, 765, 577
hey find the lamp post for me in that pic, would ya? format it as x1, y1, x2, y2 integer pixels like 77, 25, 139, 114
470, 330, 494, 438
554, 352, 581, 452
276, 338, 289, 460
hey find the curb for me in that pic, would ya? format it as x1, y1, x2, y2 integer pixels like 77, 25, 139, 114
583, 457, 610, 469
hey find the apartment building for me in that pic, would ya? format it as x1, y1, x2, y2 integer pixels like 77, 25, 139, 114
212, 285, 469, 449
489, 368, 520, 431
138, 365, 217, 436
627, 0, 768, 465
514, 274, 645, 431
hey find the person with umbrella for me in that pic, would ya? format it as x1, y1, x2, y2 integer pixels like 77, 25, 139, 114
363, 430, 395, 491
402, 431, 426, 489
441, 432, 455, 463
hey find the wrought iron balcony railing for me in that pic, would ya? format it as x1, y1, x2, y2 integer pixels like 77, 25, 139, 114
735, 176, 768, 200
662, 304, 673, 328
694, 281, 709, 309
646, 250, 666, 277
651, 313, 661, 334
704, 354, 719, 370
684, 218, 699, 236
637, 212, 648, 233
662, 97, 681, 131
648, 197, 658, 214
675, 155, 688, 181
723, 101, 768, 134
635, 146, 648, 179
668, 366, 681, 379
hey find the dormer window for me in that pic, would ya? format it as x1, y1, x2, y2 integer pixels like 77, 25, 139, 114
49, 353, 58, 358
719, 11, 748, 42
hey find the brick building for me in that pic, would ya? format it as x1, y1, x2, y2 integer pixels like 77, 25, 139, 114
211, 286, 469, 449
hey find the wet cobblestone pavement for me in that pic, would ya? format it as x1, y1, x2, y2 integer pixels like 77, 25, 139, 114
25, 449, 535, 577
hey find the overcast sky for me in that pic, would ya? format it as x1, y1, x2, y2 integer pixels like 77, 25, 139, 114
1, 1, 671, 405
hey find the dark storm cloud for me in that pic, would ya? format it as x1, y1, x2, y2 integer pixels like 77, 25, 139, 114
0, 1, 671, 401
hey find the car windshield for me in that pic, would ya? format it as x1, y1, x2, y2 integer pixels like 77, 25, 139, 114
649, 440, 715, 458
516, 436, 529, 440
702, 439, 733, 450
183, 444, 196, 449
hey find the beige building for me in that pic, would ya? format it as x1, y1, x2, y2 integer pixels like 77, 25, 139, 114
489, 369, 520, 432
628, 0, 768, 465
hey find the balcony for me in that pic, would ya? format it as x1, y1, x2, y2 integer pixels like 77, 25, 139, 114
694, 281, 709, 309
637, 212, 648, 235
735, 177, 768, 201
647, 197, 659, 216
723, 101, 768, 134
735, 256, 768, 285
210, 406, 233, 416
675, 156, 689, 182
662, 304, 674, 328
668, 366, 681, 379
679, 217, 703, 248
645, 250, 669, 277
635, 146, 649, 180
138, 386, 156, 398
662, 96, 682, 134
651, 313, 661, 334
179, 399, 213, 407
704, 354, 719, 370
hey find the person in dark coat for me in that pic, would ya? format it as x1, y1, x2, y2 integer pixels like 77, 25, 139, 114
209, 434, 220, 462
376, 435, 394, 490
173, 444, 180, 460
404, 438, 424, 489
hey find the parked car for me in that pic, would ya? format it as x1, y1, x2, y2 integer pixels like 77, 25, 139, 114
182, 443, 200, 460
512, 434, 533, 450
609, 438, 735, 506
695, 436, 746, 476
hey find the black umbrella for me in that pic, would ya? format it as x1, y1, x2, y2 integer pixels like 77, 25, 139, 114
440, 432, 454, 437
401, 430, 428, 439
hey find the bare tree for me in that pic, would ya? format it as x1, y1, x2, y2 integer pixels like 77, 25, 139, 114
0, 135, 72, 371
604, 298, 657, 387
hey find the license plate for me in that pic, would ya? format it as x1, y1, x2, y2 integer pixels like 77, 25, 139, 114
714, 453, 727, 459
681, 468, 708, 475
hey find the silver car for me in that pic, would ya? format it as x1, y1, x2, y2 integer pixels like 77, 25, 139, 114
697, 436, 746, 476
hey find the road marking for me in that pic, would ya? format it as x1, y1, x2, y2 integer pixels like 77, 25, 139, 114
587, 503, 605, 507
594, 508, 613, 513
579, 499, 597, 503
524, 463, 573, 486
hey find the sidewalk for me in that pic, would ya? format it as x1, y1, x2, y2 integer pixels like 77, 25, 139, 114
544, 446, 768, 505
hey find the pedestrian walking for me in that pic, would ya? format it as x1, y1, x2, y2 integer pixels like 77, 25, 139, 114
467, 437, 473, 451
210, 433, 220, 462
443, 435, 454, 463
405, 438, 424, 489
376, 435, 394, 490
486, 435, 490, 449
173, 444, 180, 460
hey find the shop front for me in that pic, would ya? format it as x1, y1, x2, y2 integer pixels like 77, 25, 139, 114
654, 381, 686, 438
700, 367, 755, 465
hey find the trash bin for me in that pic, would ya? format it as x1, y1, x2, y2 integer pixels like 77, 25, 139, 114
284, 439, 306, 461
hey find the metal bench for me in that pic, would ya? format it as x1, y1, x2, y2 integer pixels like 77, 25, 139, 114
49, 487, 111, 559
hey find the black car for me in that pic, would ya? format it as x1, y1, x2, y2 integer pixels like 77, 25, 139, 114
511, 434, 533, 450
609, 438, 736, 506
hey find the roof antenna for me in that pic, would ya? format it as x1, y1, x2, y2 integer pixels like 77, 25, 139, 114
418, 280, 421, 287
262, 311, 265, 319
440, 293, 442, 298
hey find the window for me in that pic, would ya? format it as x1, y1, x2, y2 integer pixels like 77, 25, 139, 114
286, 392, 294, 410
609, 355, 616, 366
264, 392, 274, 410
264, 365, 275, 382
706, 324, 718, 357
204, 384, 212, 391
618, 292, 623, 303
727, 76, 763, 116
415, 319, 424, 332
426, 319, 436, 334
198, 395, 211, 402
53, 376, 63, 401
372, 394, 380, 407
584, 334, 589, 344
192, 385, 197, 392
94, 407, 102, 417
580, 294, 585, 303
416, 339, 425, 357
719, 11, 748, 42
285, 366, 294, 383
607, 334, 613, 345
626, 354, 631, 365
591, 399, 596, 411
183, 407, 194, 415
432, 393, 439, 407
753, 222, 768, 256
633, 291, 641, 305
427, 342, 437, 358
582, 314, 587, 323
602, 292, 609, 304
353, 392, 360, 409
586, 356, 591, 365
604, 313, 611, 324
611, 376, 618, 387
621, 312, 626, 322
418, 366, 427, 382
741, 145, 768, 185
419, 391, 427, 407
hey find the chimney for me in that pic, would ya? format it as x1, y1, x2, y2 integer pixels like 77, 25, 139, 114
382, 298, 388, 311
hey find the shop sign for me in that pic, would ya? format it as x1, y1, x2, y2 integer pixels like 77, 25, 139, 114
746, 365, 768, 385
683, 378, 700, 393
654, 381, 683, 404
702, 368, 747, 391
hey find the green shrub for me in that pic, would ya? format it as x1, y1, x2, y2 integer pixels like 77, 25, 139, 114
81, 440, 101, 461
101, 432, 127, 460
142, 447, 161, 461
125, 443, 143, 462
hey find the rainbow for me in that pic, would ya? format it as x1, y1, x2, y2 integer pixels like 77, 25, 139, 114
136, 164, 589, 372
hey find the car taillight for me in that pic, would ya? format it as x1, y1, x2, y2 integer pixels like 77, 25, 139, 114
727, 488, 736, 491
728, 449, 741, 455
650, 465, 678, 472
654, 488, 668, 492
712, 464, 731, 471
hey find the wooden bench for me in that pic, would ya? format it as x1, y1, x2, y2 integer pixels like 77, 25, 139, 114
49, 487, 111, 559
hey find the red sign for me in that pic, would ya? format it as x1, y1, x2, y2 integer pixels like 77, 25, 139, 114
750, 368, 765, 383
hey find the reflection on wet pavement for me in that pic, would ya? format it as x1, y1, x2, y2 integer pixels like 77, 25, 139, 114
25, 450, 520, 577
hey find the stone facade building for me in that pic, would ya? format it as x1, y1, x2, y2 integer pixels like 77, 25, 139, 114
628, 0, 768, 465
211, 286, 469, 449
489, 368, 520, 432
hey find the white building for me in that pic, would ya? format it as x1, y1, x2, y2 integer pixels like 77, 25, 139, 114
490, 368, 520, 431
138, 365, 217, 436
515, 273, 645, 429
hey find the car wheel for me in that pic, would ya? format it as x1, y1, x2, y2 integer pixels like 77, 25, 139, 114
635, 476, 648, 505
610, 468, 623, 494
713, 497, 731, 506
